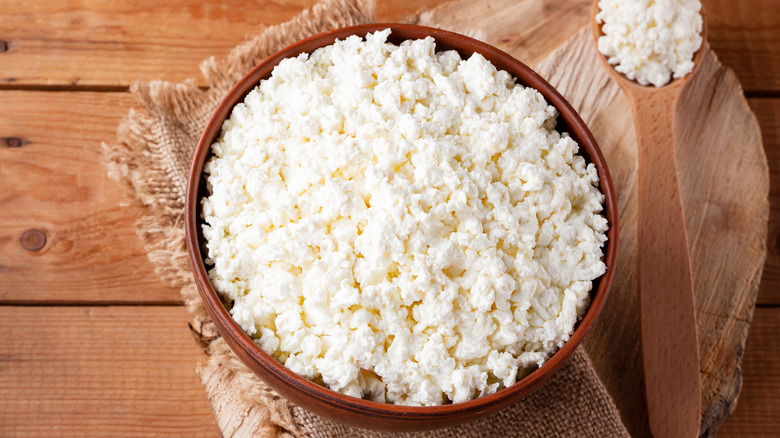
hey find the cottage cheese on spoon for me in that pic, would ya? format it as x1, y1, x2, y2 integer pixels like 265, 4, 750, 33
201, 30, 608, 406
596, 0, 703, 87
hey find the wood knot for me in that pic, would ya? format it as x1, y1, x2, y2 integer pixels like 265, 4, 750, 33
20, 229, 47, 252
0, 41, 7, 52
4, 137, 26, 148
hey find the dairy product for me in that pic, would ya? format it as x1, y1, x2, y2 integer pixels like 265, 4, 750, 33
596, 0, 703, 87
201, 30, 608, 406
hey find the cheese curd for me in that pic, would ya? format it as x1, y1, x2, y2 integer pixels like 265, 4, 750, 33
596, 0, 703, 87
201, 30, 608, 406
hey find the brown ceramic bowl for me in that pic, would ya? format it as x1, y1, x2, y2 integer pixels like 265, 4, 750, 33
185, 23, 618, 432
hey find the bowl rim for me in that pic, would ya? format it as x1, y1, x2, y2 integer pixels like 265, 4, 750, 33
185, 23, 618, 419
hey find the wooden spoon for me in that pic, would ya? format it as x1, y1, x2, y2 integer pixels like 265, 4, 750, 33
591, 2, 707, 437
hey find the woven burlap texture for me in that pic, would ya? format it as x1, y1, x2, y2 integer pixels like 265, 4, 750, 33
103, 0, 629, 436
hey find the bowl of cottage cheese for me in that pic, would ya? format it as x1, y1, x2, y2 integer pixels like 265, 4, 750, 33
185, 24, 618, 431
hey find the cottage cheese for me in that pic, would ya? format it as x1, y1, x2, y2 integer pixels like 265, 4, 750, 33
201, 30, 608, 406
596, 0, 703, 87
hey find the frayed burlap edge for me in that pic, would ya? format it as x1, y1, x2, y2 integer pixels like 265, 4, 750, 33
102, 0, 376, 435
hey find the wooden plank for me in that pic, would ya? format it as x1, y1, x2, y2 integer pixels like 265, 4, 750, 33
0, 0, 449, 88
1, 0, 776, 91
0, 305, 776, 436
0, 306, 217, 437
704, 0, 780, 93
719, 307, 780, 436
0, 0, 309, 87
749, 98, 780, 305
0, 91, 180, 303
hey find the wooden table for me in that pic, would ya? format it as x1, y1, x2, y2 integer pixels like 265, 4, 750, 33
0, 0, 777, 435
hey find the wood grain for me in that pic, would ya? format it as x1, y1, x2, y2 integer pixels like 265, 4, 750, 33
0, 0, 776, 435
0, 0, 307, 87
631, 85, 702, 438
0, 306, 217, 437
748, 98, 780, 305
719, 307, 780, 436
704, 0, 780, 93
674, 46, 768, 437
409, 0, 590, 68
0, 305, 776, 436
0, 306, 768, 437
0, 0, 449, 88
0, 91, 180, 304
0, 0, 774, 91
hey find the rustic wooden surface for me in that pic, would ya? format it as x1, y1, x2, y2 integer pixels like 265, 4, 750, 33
0, 306, 218, 435
0, 0, 777, 436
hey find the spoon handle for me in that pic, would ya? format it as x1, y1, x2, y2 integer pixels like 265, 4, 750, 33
629, 87, 702, 438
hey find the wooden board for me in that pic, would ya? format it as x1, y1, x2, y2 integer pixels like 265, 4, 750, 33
414, 3, 769, 437
0, 91, 181, 304
0, 305, 772, 437
0, 0, 447, 88
0, 0, 776, 435
0, 0, 774, 91
0, 306, 217, 437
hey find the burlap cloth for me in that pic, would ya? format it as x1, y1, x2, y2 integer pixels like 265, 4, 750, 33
103, 0, 629, 435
